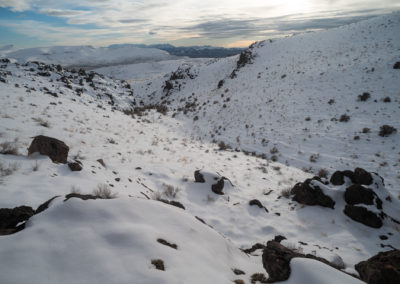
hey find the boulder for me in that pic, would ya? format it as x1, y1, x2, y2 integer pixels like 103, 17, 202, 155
194, 170, 205, 183
345, 184, 382, 209
330, 171, 345, 185
262, 240, 343, 282
344, 205, 383, 228
353, 168, 373, 185
0, 206, 35, 235
68, 161, 82, 171
211, 178, 225, 195
291, 178, 335, 209
249, 199, 269, 212
28, 135, 69, 164
355, 250, 400, 284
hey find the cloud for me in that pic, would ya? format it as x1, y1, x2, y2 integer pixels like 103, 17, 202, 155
0, 0, 34, 12
39, 8, 90, 17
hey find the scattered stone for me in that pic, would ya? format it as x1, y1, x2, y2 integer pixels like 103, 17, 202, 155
68, 161, 82, 171
194, 170, 205, 183
393, 62, 400, 69
97, 159, 105, 167
379, 235, 388, 240
249, 199, 269, 212
291, 178, 335, 209
250, 273, 268, 284
28, 135, 69, 164
157, 238, 178, 249
151, 259, 165, 271
355, 250, 400, 284
211, 178, 225, 195
233, 268, 245, 275
358, 92, 371, 101
344, 205, 383, 228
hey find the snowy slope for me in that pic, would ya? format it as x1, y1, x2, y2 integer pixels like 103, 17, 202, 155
133, 12, 400, 195
3, 45, 175, 68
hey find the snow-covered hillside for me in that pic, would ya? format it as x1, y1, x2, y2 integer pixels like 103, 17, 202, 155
1, 12, 399, 284
133, 12, 400, 195
2, 45, 175, 68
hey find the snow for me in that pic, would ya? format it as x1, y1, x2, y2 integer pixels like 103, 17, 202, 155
1, 12, 400, 284
284, 258, 363, 284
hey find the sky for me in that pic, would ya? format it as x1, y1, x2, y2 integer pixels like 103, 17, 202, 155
0, 0, 399, 48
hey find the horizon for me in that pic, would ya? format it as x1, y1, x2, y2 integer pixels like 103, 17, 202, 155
0, 1, 399, 49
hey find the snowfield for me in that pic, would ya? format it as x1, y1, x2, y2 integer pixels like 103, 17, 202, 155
0, 12, 399, 284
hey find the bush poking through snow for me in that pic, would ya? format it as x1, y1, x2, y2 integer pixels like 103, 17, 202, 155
358, 92, 371, 101
318, 168, 329, 179
339, 114, 350, 122
92, 184, 117, 199
280, 188, 292, 198
151, 259, 165, 271
378, 125, 397, 137
0, 162, 20, 180
162, 183, 181, 198
0, 139, 19, 155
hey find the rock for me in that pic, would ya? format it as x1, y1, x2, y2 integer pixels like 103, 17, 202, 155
344, 205, 383, 228
28, 135, 69, 164
64, 193, 98, 201
330, 171, 345, 185
353, 168, 373, 185
262, 240, 346, 282
194, 170, 205, 183
97, 159, 105, 167
291, 178, 335, 209
211, 178, 225, 195
35, 196, 60, 214
249, 199, 269, 212
344, 184, 382, 209
158, 199, 185, 210
68, 161, 82, 171
343, 170, 355, 181
0, 205, 35, 235
393, 62, 400, 69
243, 243, 266, 254
379, 125, 397, 137
233, 268, 245, 275
274, 235, 287, 243
355, 250, 400, 284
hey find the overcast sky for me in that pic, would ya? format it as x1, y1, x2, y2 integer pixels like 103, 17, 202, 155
0, 0, 399, 48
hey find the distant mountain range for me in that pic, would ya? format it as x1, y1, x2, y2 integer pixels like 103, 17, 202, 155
108, 43, 246, 58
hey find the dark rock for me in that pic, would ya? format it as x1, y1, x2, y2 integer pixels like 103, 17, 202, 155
157, 238, 178, 249
344, 184, 381, 208
344, 205, 383, 228
233, 269, 245, 275
151, 259, 165, 271
0, 206, 35, 235
358, 92, 371, 101
68, 161, 82, 171
64, 193, 98, 201
291, 179, 335, 209
28, 135, 69, 164
330, 171, 345, 185
274, 235, 287, 243
393, 62, 400, 69
218, 79, 224, 89
249, 199, 269, 212
353, 168, 373, 185
355, 250, 400, 284
262, 241, 346, 282
35, 196, 60, 214
194, 170, 205, 183
343, 170, 355, 181
97, 159, 105, 167
243, 243, 266, 254
379, 235, 388, 240
158, 199, 185, 210
211, 178, 225, 195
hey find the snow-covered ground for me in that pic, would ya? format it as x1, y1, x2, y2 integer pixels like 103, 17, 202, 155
1, 12, 399, 284
133, 12, 400, 196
